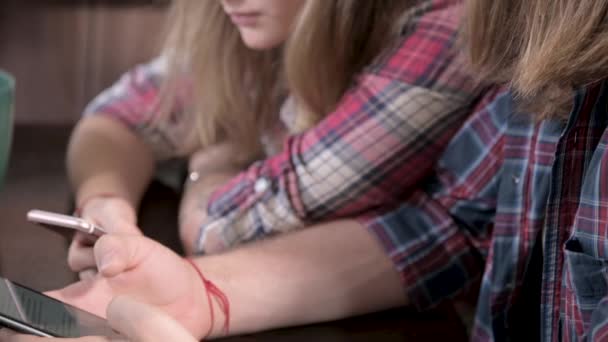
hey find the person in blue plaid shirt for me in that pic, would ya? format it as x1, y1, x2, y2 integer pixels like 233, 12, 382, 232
11, 1, 608, 341
365, 1, 608, 340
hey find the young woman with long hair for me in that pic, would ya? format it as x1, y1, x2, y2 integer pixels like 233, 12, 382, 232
66, 0, 480, 278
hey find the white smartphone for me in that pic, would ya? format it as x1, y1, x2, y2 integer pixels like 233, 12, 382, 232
26, 210, 106, 237
0, 275, 121, 338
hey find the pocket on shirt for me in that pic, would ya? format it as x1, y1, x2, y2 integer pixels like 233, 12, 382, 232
563, 238, 608, 300
562, 238, 608, 337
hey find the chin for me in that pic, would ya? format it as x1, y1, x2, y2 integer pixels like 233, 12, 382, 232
240, 32, 283, 50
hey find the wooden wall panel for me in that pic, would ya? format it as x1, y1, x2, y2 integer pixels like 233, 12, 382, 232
0, 4, 90, 124
85, 6, 166, 103
0, 2, 167, 125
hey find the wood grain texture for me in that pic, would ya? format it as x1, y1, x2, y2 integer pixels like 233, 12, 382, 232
0, 1, 167, 124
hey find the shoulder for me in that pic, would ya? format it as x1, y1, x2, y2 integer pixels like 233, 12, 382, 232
367, 0, 467, 87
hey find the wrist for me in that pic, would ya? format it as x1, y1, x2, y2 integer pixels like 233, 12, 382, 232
74, 173, 145, 212
185, 258, 231, 339
75, 194, 137, 227
75, 193, 122, 217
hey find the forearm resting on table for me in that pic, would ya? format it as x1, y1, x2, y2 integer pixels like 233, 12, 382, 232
192, 220, 407, 338
66, 115, 155, 208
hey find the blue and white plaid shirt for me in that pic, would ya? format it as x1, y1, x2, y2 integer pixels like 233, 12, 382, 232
368, 83, 608, 341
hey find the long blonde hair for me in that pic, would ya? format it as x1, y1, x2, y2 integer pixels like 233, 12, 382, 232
465, 0, 608, 118
162, 0, 413, 159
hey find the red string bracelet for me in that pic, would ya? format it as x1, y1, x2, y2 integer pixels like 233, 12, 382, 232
185, 258, 231, 339
74, 193, 121, 217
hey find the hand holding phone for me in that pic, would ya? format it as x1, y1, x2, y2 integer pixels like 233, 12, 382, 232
26, 210, 107, 238
4, 235, 208, 340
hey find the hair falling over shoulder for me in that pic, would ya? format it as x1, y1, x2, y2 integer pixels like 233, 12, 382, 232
160, 0, 415, 159
464, 0, 608, 118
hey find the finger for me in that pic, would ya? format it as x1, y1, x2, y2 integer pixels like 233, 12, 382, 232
0, 333, 43, 342
0, 327, 109, 342
94, 235, 155, 278
74, 231, 97, 245
0, 328, 16, 340
68, 239, 97, 273
107, 296, 197, 342
79, 269, 98, 281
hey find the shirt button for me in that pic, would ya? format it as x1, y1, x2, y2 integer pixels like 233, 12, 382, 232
189, 171, 200, 182
254, 178, 270, 194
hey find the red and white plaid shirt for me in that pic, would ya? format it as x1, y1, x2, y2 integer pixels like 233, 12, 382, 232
84, 0, 484, 253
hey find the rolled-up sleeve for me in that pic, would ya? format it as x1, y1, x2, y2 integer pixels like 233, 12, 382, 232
363, 89, 508, 309
197, 1, 486, 254
365, 190, 488, 310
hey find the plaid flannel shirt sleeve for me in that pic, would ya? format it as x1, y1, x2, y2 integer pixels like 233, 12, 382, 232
364, 89, 508, 310
83, 57, 193, 160
197, 0, 483, 254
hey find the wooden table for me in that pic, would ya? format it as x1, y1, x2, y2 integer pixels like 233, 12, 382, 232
0, 125, 470, 341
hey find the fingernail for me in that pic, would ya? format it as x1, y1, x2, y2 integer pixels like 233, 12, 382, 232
79, 269, 97, 280
98, 250, 116, 272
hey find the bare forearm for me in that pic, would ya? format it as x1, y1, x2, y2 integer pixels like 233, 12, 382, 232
194, 220, 407, 337
66, 115, 155, 208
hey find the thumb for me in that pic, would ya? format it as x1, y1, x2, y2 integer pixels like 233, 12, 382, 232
94, 235, 155, 278
107, 296, 197, 342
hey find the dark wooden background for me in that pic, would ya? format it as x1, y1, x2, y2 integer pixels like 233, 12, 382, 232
0, 0, 169, 125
